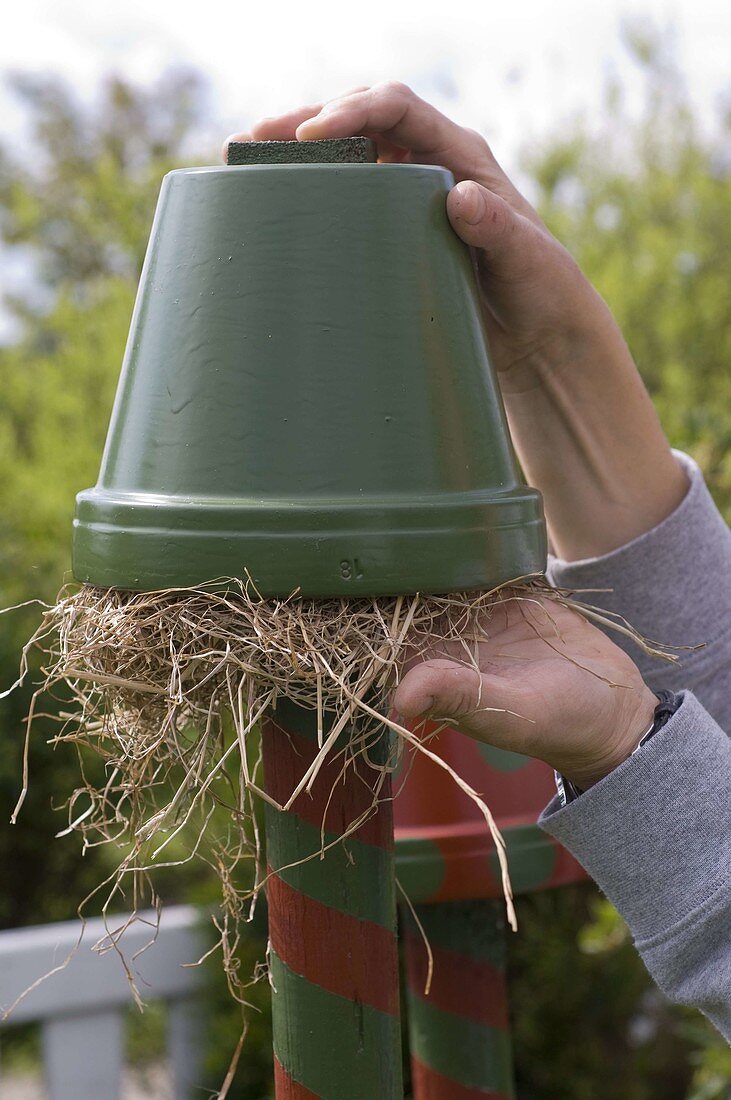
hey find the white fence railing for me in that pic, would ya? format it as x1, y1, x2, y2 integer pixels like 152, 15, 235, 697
0, 906, 205, 1100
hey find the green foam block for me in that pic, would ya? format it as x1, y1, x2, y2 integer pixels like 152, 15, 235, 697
226, 137, 377, 165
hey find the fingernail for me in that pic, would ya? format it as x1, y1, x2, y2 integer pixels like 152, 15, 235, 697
296, 118, 322, 139
454, 181, 485, 225
301, 100, 345, 132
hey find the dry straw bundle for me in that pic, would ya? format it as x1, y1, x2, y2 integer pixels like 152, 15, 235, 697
4, 575, 675, 1005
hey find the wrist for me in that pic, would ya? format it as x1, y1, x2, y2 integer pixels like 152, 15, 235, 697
501, 332, 687, 559
496, 278, 626, 394
556, 690, 682, 806
560, 687, 658, 791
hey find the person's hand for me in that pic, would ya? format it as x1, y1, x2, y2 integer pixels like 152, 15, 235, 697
392, 593, 657, 791
226, 84, 687, 561
227, 82, 593, 386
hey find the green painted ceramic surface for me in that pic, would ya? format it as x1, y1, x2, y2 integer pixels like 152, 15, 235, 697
73, 154, 546, 594
488, 823, 557, 893
395, 823, 558, 902
392, 836, 447, 901
476, 741, 532, 773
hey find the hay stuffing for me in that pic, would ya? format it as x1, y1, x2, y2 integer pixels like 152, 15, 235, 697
3, 574, 677, 1011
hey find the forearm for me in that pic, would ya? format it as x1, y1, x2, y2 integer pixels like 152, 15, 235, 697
500, 297, 688, 562
547, 451, 731, 729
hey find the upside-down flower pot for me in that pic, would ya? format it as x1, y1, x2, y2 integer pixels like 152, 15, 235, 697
72, 139, 545, 596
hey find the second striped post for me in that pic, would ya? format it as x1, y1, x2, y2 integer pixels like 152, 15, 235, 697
403, 899, 515, 1099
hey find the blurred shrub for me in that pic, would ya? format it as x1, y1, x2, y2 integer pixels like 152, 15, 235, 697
527, 21, 731, 521
0, 69, 208, 926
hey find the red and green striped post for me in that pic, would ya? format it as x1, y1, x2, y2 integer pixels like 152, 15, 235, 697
394, 723, 589, 1098
262, 698, 403, 1099
403, 899, 514, 1100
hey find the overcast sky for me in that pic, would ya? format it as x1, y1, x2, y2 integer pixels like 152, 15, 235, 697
0, 0, 728, 339
1, 0, 729, 170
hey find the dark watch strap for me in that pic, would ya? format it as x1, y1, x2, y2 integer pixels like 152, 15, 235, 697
556, 690, 683, 806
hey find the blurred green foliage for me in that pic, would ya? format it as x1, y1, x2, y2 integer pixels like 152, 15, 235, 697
527, 22, 731, 523
0, 69, 208, 930
0, 33, 729, 1099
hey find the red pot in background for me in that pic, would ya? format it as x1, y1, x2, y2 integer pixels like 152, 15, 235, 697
394, 722, 586, 903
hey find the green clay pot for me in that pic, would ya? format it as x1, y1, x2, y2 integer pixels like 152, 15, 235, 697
73, 141, 546, 596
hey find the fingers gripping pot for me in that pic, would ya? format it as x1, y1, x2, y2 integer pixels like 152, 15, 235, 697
72, 138, 546, 595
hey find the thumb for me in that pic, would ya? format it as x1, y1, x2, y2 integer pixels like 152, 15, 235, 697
393, 659, 524, 746
447, 180, 544, 276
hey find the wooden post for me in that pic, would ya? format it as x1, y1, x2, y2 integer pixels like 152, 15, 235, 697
403, 899, 515, 1100
262, 699, 403, 1099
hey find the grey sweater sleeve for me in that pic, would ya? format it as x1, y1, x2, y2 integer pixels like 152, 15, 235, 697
541, 452, 731, 1039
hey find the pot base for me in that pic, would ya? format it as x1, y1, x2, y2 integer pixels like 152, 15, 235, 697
73, 487, 546, 595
